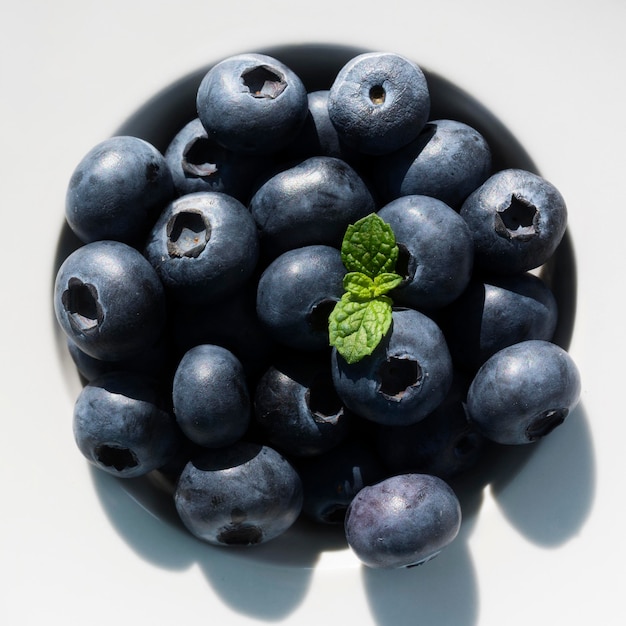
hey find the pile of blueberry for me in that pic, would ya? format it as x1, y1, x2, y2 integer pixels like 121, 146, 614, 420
54, 50, 581, 569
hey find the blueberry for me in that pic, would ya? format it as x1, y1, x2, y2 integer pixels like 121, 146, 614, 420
459, 169, 568, 274
172, 344, 251, 448
174, 442, 303, 546
344, 473, 462, 568
328, 52, 430, 155
465, 340, 581, 444
73, 372, 182, 478
144, 191, 259, 303
376, 371, 487, 478
373, 119, 492, 209
65, 136, 174, 245
196, 53, 308, 155
164, 117, 268, 202
296, 438, 387, 525
331, 307, 454, 426
377, 194, 474, 310
249, 156, 376, 260
442, 272, 559, 372
256, 245, 345, 351
253, 353, 353, 457
54, 240, 167, 361
280, 90, 360, 164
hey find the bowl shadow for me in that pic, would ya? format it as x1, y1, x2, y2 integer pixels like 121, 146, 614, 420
55, 42, 592, 625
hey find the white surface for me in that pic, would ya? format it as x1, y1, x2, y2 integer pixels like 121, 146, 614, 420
2, 1, 624, 624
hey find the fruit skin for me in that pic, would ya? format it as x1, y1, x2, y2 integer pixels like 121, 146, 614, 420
249, 156, 376, 260
54, 240, 167, 361
373, 119, 492, 209
377, 195, 474, 311
465, 340, 581, 445
174, 442, 303, 546
253, 353, 353, 457
459, 168, 568, 274
256, 245, 345, 351
344, 473, 462, 568
65, 135, 174, 246
442, 272, 558, 372
196, 53, 308, 155
143, 191, 259, 304
164, 117, 268, 203
331, 307, 454, 426
172, 344, 251, 448
328, 51, 430, 155
73, 372, 182, 478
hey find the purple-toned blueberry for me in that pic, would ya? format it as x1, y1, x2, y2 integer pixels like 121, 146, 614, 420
377, 194, 474, 311
174, 442, 303, 546
144, 191, 259, 303
196, 53, 308, 155
172, 344, 251, 448
466, 340, 581, 445
373, 119, 492, 209
344, 473, 462, 568
328, 52, 430, 155
253, 353, 353, 457
249, 156, 376, 260
442, 272, 559, 372
460, 169, 568, 274
65, 136, 174, 246
256, 245, 345, 351
73, 372, 182, 478
54, 240, 167, 361
331, 307, 454, 426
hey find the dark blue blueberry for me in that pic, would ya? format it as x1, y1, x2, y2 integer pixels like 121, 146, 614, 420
73, 372, 182, 478
196, 53, 308, 155
256, 245, 345, 351
466, 340, 581, 445
172, 344, 251, 448
373, 119, 492, 209
54, 240, 167, 361
174, 442, 303, 546
144, 191, 259, 303
164, 117, 269, 203
376, 371, 487, 478
249, 156, 376, 260
442, 272, 558, 372
344, 473, 462, 568
253, 353, 353, 457
331, 307, 454, 426
460, 169, 568, 274
378, 195, 474, 311
65, 136, 174, 246
280, 90, 361, 164
328, 52, 430, 155
296, 438, 387, 525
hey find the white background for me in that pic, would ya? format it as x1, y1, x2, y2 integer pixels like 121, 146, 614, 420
2, 1, 624, 624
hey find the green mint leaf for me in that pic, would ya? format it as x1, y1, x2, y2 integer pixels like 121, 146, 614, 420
372, 272, 403, 297
341, 213, 399, 278
343, 272, 376, 300
328, 293, 393, 364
